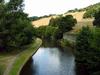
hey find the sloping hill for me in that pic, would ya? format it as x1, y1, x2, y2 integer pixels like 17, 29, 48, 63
64, 11, 86, 22
32, 17, 51, 27
84, 2, 100, 10
32, 11, 87, 27
32, 2, 100, 27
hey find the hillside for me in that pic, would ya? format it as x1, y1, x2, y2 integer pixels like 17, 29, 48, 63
32, 17, 52, 27
84, 2, 100, 10
32, 11, 93, 29
64, 11, 86, 21
67, 2, 100, 13
32, 2, 100, 28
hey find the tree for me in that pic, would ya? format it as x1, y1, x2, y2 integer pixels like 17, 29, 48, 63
49, 17, 60, 27
53, 28, 63, 40
75, 27, 92, 75
7, 0, 24, 11
44, 26, 57, 39
93, 9, 100, 27
36, 26, 46, 39
83, 2, 100, 18
91, 28, 100, 50
75, 27, 100, 75
49, 15, 77, 33
83, 8, 97, 18
76, 26, 92, 52
0, 0, 35, 51
29, 16, 39, 21
36, 26, 62, 40
58, 15, 77, 33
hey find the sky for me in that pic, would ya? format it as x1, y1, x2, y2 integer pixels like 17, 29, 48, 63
24, 0, 100, 17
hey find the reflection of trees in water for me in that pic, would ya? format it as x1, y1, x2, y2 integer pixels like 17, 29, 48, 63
20, 58, 37, 75
42, 40, 58, 47
75, 63, 89, 75
42, 40, 66, 53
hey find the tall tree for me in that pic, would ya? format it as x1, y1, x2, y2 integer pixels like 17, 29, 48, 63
75, 27, 93, 75
0, 0, 35, 51
49, 15, 77, 33
7, 0, 24, 11
76, 26, 92, 52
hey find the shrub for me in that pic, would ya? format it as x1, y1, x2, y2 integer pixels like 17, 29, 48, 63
75, 27, 100, 75
93, 9, 100, 27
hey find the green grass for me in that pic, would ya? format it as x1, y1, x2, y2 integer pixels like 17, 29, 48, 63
0, 38, 42, 75
0, 64, 6, 75
0, 54, 14, 75
8, 38, 42, 75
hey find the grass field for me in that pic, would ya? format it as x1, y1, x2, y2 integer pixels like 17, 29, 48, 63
73, 19, 94, 33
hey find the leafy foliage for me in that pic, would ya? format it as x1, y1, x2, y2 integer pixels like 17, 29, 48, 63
93, 9, 100, 27
76, 27, 92, 51
29, 16, 39, 21
75, 27, 100, 75
0, 0, 36, 51
58, 15, 77, 33
67, 8, 84, 13
49, 15, 77, 33
83, 2, 100, 18
64, 2, 100, 18
36, 15, 76, 40
36, 26, 61, 40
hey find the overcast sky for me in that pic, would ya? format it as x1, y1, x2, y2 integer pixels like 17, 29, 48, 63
24, 0, 100, 17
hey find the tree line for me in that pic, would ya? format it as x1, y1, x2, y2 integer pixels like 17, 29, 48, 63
83, 2, 100, 18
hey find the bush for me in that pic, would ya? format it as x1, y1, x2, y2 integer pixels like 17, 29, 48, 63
93, 9, 100, 27
83, 8, 96, 18
36, 26, 60, 40
76, 26, 92, 51
75, 27, 100, 75
83, 3, 100, 18
35, 26, 46, 39
60, 39, 74, 48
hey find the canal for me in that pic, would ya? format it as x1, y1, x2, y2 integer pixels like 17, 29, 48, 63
20, 41, 75, 75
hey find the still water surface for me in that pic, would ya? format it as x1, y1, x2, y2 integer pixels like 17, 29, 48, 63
20, 42, 75, 75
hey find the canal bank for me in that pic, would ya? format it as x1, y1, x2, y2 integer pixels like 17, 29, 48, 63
7, 38, 42, 75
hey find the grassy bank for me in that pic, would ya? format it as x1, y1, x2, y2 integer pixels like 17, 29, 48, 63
0, 38, 42, 75
8, 38, 42, 75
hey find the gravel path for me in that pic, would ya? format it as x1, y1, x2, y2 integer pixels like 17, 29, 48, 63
3, 56, 17, 75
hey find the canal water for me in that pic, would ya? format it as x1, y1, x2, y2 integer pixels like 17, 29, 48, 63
20, 41, 75, 75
